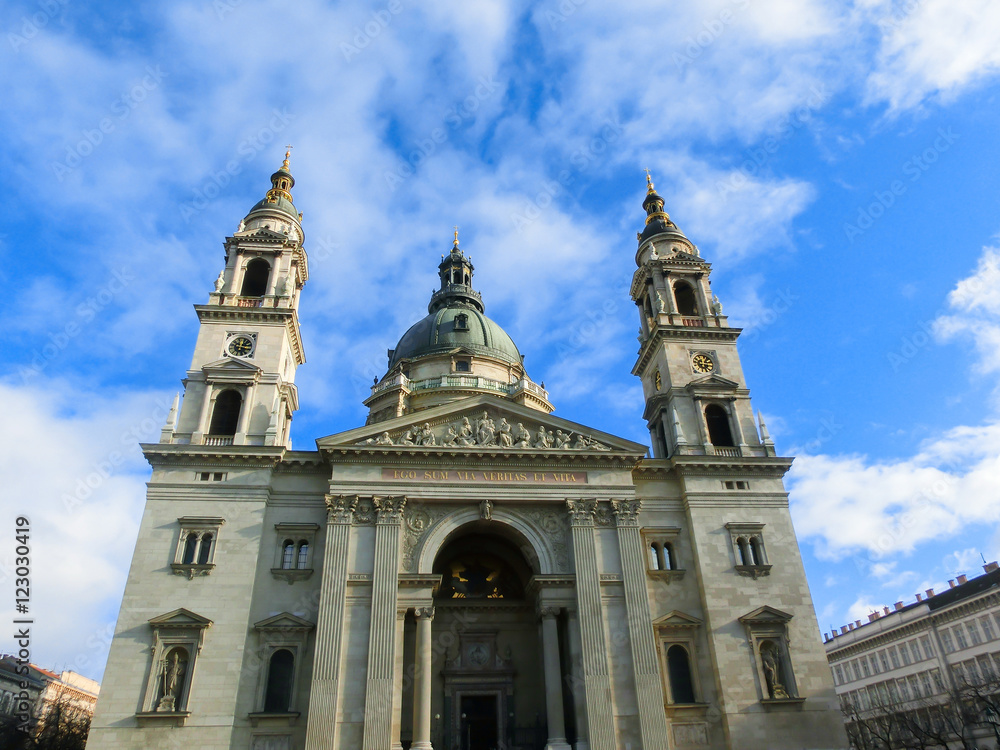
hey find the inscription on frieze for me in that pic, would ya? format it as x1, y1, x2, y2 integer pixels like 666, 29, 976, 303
381, 468, 588, 484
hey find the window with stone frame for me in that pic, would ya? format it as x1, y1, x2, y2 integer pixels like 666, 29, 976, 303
653, 611, 706, 712
966, 620, 982, 645
270, 523, 320, 584
980, 614, 995, 641
739, 606, 801, 704
250, 613, 314, 719
641, 527, 685, 583
172, 517, 225, 579
940, 629, 955, 653
725, 522, 771, 579
953, 624, 968, 649
137, 608, 212, 723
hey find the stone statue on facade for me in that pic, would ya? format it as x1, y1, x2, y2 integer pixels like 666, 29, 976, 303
554, 429, 572, 449
656, 291, 667, 313
762, 647, 789, 699
399, 427, 417, 446
712, 294, 723, 315
157, 650, 186, 712
534, 427, 553, 449
214, 271, 225, 292
443, 425, 458, 446
418, 423, 436, 446
498, 418, 513, 447
480, 498, 493, 520
375, 431, 393, 446
456, 417, 475, 446
282, 274, 295, 297
476, 411, 496, 446
513, 423, 531, 448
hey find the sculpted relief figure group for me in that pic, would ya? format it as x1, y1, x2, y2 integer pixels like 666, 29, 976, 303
361, 410, 612, 451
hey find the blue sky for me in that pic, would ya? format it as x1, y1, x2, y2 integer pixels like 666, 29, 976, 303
3, 0, 1000, 681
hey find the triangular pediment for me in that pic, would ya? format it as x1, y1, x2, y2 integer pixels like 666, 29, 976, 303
149, 608, 213, 629
254, 612, 315, 631
202, 356, 262, 373
685, 373, 740, 391
317, 394, 647, 456
739, 605, 793, 625
652, 610, 703, 629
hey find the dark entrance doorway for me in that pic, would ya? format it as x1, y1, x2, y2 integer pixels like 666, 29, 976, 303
461, 694, 498, 750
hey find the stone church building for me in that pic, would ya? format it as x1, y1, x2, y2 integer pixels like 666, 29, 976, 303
86, 155, 848, 750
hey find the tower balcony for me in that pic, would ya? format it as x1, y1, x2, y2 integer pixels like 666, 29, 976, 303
209, 292, 294, 309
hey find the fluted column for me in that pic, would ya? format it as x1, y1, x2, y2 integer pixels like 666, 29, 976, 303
540, 606, 571, 750
565, 607, 590, 750
565, 500, 616, 750
412, 606, 435, 750
612, 499, 670, 747
391, 607, 407, 750
363, 496, 407, 750
304, 494, 358, 750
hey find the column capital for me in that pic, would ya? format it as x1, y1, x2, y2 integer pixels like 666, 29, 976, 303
538, 604, 561, 620
414, 606, 435, 620
611, 498, 641, 527
566, 498, 597, 526
396, 607, 409, 621
374, 495, 407, 524
325, 494, 359, 524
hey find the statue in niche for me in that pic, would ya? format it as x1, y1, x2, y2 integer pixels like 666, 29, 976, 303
214, 271, 225, 292
497, 418, 513, 447
480, 498, 493, 520
554, 429, 572, 449
476, 411, 496, 446
443, 426, 458, 446
534, 427, 553, 449
455, 417, 475, 446
513, 423, 531, 448
156, 650, 186, 712
418, 423, 436, 446
761, 643, 790, 699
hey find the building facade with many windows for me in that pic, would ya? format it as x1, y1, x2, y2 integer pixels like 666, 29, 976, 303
85, 158, 846, 750
825, 562, 1000, 747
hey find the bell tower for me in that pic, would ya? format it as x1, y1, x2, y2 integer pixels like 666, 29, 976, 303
631, 172, 774, 461
163, 150, 308, 448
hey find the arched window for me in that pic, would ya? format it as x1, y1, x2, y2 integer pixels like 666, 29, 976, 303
737, 537, 751, 566
281, 540, 295, 570
674, 281, 698, 316
182, 533, 198, 565
749, 537, 764, 566
209, 390, 242, 436
263, 649, 295, 713
650, 543, 662, 570
241, 259, 270, 297
667, 645, 696, 704
296, 541, 309, 569
705, 404, 734, 446
197, 533, 213, 565
664, 542, 676, 570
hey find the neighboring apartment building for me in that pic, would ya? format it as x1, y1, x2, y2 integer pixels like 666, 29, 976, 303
0, 655, 100, 735
825, 562, 1000, 748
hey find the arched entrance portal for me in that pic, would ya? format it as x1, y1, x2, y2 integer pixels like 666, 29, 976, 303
410, 521, 549, 750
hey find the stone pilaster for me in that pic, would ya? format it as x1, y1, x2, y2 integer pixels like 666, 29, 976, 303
391, 606, 408, 750
362, 496, 407, 750
304, 494, 358, 750
566, 499, 616, 750
565, 606, 590, 750
611, 499, 670, 747
540, 606, 571, 750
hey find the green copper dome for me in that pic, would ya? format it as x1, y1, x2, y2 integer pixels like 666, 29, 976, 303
388, 306, 522, 370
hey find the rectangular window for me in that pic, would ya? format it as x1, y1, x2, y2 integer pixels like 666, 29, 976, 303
931, 669, 944, 692
940, 630, 955, 653
879, 651, 890, 672
834, 665, 843, 684
897, 678, 909, 701
889, 646, 900, 669
851, 661, 860, 680
967, 621, 982, 645
900, 643, 911, 666
862, 657, 872, 677
908, 674, 922, 698
920, 671, 933, 696
910, 641, 922, 663
954, 626, 968, 650
981, 615, 995, 641
920, 635, 935, 659
978, 654, 994, 679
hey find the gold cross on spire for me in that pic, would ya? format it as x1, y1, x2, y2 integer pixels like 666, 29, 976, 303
453, 225, 459, 247
644, 167, 655, 193
283, 145, 292, 169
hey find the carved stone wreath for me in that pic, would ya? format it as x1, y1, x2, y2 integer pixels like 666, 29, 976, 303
358, 409, 612, 451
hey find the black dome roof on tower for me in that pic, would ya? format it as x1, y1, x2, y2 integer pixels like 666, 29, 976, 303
638, 172, 687, 244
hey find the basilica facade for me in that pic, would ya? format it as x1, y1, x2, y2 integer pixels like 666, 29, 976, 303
86, 155, 848, 750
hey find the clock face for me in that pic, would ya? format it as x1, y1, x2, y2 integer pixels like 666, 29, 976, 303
228, 336, 254, 357
692, 353, 714, 373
